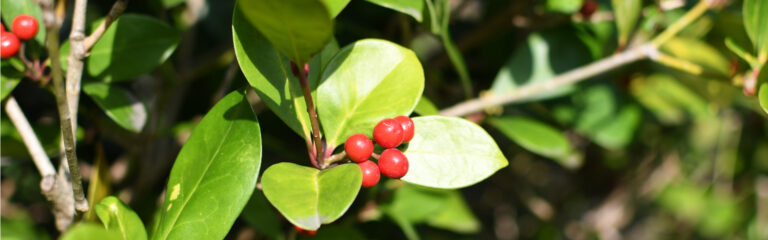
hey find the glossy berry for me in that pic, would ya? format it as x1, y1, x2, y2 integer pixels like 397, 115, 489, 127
378, 149, 409, 178
394, 115, 415, 143
373, 118, 403, 148
294, 225, 317, 236
1, 24, 4, 32
1, 32, 20, 59
358, 160, 380, 187
11, 15, 38, 40
345, 133, 374, 162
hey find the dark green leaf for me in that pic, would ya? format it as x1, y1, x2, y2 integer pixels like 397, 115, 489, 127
588, 104, 641, 150
1, 214, 50, 240
489, 117, 581, 168
366, 0, 424, 22
612, 0, 641, 46
261, 162, 361, 230
95, 196, 147, 240
241, 191, 283, 239
414, 97, 439, 116
87, 14, 180, 82
61, 223, 121, 240
82, 82, 147, 133
318, 39, 424, 147
491, 32, 591, 102
0, 0, 45, 45
425, 190, 480, 234
743, 0, 768, 57
152, 90, 262, 240
401, 116, 508, 189
386, 185, 449, 223
237, 0, 333, 64
1, 118, 61, 158
574, 85, 641, 150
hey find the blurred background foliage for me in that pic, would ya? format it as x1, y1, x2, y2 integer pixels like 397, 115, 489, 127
2, 0, 768, 239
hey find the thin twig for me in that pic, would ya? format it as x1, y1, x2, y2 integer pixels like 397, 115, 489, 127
39, 0, 89, 213
65, 0, 87, 139
650, 0, 710, 46
654, 53, 703, 75
296, 66, 325, 168
83, 0, 129, 51
439, 44, 657, 116
4, 97, 56, 177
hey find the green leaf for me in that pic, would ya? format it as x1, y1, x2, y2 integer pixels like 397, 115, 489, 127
318, 39, 424, 147
611, 0, 641, 46
661, 37, 730, 76
82, 82, 147, 133
759, 83, 768, 114
261, 162, 362, 230
152, 90, 262, 240
489, 117, 580, 168
573, 85, 641, 150
547, 0, 584, 14
241, 191, 283, 239
320, 0, 350, 18
87, 14, 180, 82
386, 185, 449, 223
491, 32, 591, 102
425, 190, 480, 234
95, 197, 148, 240
366, 0, 424, 22
61, 223, 121, 240
743, 0, 768, 57
237, 0, 333, 64
414, 96, 439, 116
1, 214, 50, 240
1, 118, 61, 158
1, 74, 21, 101
401, 116, 508, 189
630, 74, 708, 124
588, 104, 641, 150
0, 0, 45, 46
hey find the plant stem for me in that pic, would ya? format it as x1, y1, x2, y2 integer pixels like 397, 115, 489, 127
40, 0, 89, 213
650, 0, 710, 47
65, 0, 87, 142
296, 65, 325, 168
4, 96, 56, 178
83, 0, 129, 50
321, 152, 347, 169
439, 44, 658, 116
438, 0, 473, 99
654, 53, 703, 75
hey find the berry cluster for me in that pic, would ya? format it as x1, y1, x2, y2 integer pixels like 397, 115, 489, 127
345, 116, 414, 188
1, 15, 39, 59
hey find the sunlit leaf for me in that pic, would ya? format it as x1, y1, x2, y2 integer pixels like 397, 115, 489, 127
95, 197, 147, 240
261, 163, 361, 230
82, 82, 147, 133
612, 0, 641, 46
366, 0, 424, 22
489, 117, 581, 168
61, 223, 121, 240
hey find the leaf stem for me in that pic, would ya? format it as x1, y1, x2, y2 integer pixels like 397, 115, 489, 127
320, 152, 347, 169
39, 0, 89, 213
296, 65, 325, 168
439, 0, 473, 99
653, 53, 703, 75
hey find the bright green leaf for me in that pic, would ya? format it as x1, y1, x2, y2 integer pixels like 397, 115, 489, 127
318, 39, 424, 147
661, 37, 730, 76
261, 162, 361, 230
366, 0, 424, 22
1, 75, 21, 101
743, 0, 768, 57
152, 90, 262, 240
82, 82, 147, 133
547, 0, 584, 14
1, 0, 45, 46
61, 223, 121, 240
759, 83, 768, 114
491, 32, 591, 102
401, 116, 508, 189
237, 0, 333, 64
414, 96, 439, 116
489, 117, 580, 168
612, 0, 641, 46
95, 197, 147, 240
87, 14, 180, 82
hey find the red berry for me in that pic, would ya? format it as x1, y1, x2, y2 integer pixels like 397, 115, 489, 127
345, 133, 374, 162
358, 160, 380, 187
579, 0, 598, 19
1, 24, 5, 32
373, 118, 403, 148
1, 32, 20, 59
393, 115, 415, 143
378, 149, 409, 178
11, 15, 38, 40
294, 225, 317, 236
